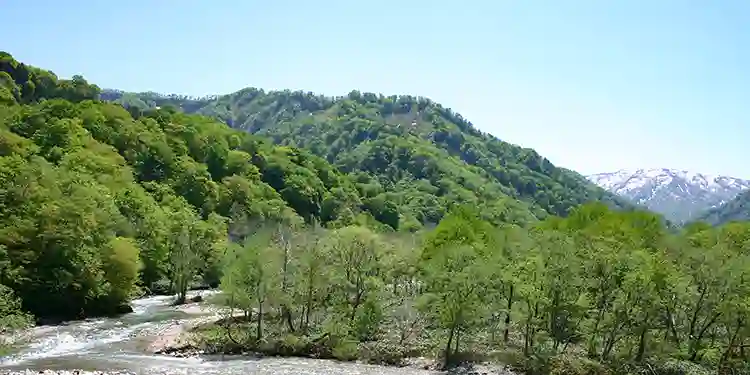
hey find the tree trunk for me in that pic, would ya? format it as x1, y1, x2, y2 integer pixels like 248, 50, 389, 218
349, 287, 364, 323
689, 312, 721, 361
303, 268, 314, 332
444, 323, 457, 368
720, 318, 743, 366
175, 279, 187, 305
280, 227, 295, 333
635, 316, 649, 362
284, 308, 295, 333
503, 284, 514, 343
256, 300, 263, 340
454, 327, 461, 354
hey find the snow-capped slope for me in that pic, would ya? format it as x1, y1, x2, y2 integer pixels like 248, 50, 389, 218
587, 168, 750, 223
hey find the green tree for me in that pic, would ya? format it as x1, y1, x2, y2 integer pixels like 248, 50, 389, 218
221, 229, 279, 340
0, 284, 32, 354
102, 237, 142, 306
326, 226, 385, 340
418, 206, 496, 365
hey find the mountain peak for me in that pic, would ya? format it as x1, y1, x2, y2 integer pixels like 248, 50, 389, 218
587, 168, 750, 222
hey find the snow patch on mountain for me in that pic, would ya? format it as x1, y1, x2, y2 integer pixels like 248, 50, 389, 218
587, 168, 750, 222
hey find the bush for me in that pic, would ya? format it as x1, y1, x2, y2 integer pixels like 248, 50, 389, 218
275, 334, 312, 357
332, 339, 359, 361
359, 341, 407, 366
719, 359, 750, 375
547, 354, 610, 375
148, 279, 172, 295
643, 360, 712, 375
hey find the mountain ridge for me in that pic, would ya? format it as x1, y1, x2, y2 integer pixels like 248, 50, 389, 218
0, 50, 644, 320
100, 88, 636, 220
696, 189, 750, 225
588, 168, 750, 223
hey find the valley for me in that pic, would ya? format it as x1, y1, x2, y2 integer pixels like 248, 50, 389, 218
1, 51, 750, 375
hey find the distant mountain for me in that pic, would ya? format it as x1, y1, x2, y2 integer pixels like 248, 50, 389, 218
587, 168, 750, 223
695, 190, 750, 225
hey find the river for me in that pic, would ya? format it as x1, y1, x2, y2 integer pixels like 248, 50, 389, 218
0, 291, 459, 375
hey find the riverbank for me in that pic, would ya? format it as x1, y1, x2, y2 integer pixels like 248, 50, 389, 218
4, 361, 517, 375
3, 293, 517, 375
3, 291, 715, 375
139, 312, 513, 374
147, 317, 720, 375
145, 315, 526, 375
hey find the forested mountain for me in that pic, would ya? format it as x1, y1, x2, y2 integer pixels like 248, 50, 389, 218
0, 51, 636, 325
101, 88, 634, 220
696, 189, 750, 225
588, 168, 750, 223
0, 52, 417, 322
4, 53, 750, 374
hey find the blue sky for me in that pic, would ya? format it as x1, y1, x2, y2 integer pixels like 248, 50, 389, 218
2, 1, 749, 177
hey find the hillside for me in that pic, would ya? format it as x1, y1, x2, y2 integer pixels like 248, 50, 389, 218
4, 55, 750, 375
588, 168, 750, 223
695, 189, 750, 225
101, 89, 634, 220
0, 52, 420, 321
3, 50, 591, 323
0, 50, 638, 320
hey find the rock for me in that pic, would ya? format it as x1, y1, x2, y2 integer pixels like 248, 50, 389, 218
403, 357, 437, 370
145, 317, 203, 355
113, 304, 134, 314
189, 295, 203, 303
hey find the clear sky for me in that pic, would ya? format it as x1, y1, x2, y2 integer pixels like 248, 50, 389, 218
2, 1, 749, 177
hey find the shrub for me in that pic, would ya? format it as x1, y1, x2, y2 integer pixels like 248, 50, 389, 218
275, 334, 312, 357
644, 360, 712, 375
359, 341, 407, 366
547, 354, 610, 375
332, 339, 359, 361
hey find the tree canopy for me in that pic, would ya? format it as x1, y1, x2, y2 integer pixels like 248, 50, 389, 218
102, 87, 637, 227
3, 52, 748, 375
0, 52, 402, 322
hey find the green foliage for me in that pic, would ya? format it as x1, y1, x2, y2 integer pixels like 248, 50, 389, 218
0, 284, 31, 355
0, 284, 31, 332
102, 237, 142, 304
213, 202, 749, 374
102, 88, 637, 229
0, 52, 100, 104
0, 52, 406, 322
546, 354, 611, 375
3, 51, 748, 375
332, 339, 360, 361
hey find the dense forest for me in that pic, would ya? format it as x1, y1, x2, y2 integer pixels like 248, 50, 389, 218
0, 52, 602, 325
2, 53, 750, 375
101, 88, 636, 223
200, 202, 750, 375
0, 51, 425, 324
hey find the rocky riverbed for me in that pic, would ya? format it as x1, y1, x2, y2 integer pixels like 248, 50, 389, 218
4, 362, 518, 375
1, 292, 518, 375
